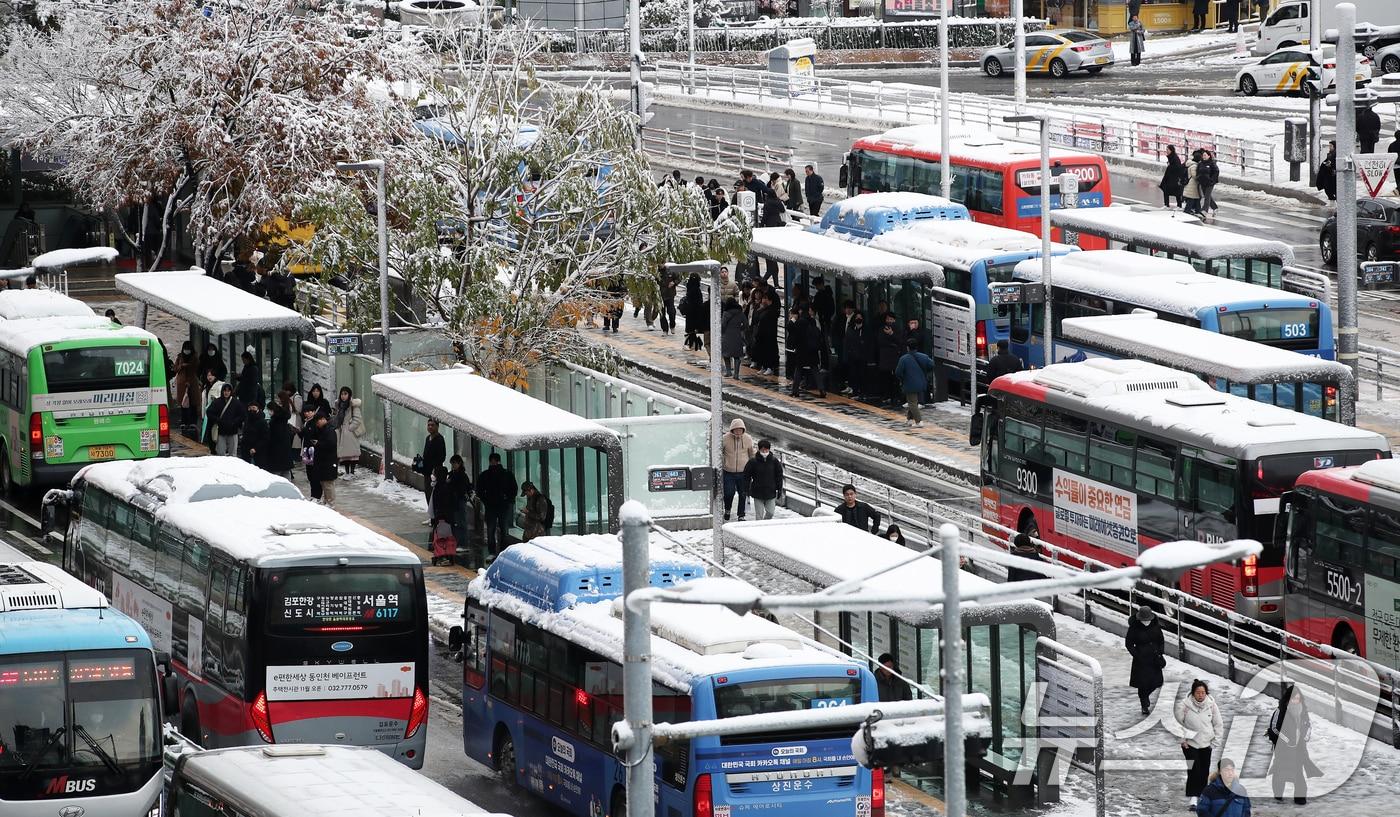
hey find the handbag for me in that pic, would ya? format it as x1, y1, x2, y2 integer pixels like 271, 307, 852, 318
412, 454, 425, 475
301, 445, 315, 466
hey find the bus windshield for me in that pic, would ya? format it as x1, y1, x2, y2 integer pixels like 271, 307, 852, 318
266, 566, 419, 636
1216, 308, 1318, 345
1250, 451, 1383, 553
714, 677, 862, 744
41, 346, 152, 393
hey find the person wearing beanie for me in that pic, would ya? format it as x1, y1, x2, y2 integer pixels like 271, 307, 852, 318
1126, 604, 1166, 716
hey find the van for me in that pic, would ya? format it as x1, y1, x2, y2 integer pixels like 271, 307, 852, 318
1253, 0, 1400, 57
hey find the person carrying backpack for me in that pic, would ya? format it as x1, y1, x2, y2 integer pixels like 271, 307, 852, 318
520, 481, 553, 541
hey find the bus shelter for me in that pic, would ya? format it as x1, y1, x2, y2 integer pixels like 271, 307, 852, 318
722, 516, 1097, 808
372, 368, 624, 535
116, 270, 313, 401
1062, 312, 1356, 424
1049, 207, 1295, 289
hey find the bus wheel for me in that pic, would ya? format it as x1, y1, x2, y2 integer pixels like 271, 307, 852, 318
609, 786, 626, 817
0, 446, 12, 495
495, 730, 519, 792
1333, 627, 1359, 656
180, 694, 201, 745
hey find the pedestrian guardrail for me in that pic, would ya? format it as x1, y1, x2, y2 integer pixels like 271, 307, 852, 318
1359, 341, 1400, 401
642, 127, 795, 173
652, 62, 1278, 183
541, 19, 1042, 55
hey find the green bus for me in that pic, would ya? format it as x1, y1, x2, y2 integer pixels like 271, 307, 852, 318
0, 316, 169, 490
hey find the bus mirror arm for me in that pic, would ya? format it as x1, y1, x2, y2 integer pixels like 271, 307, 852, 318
39, 489, 70, 536
447, 625, 464, 653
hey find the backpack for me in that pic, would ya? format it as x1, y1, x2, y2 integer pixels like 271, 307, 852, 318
1266, 708, 1281, 745
543, 496, 555, 530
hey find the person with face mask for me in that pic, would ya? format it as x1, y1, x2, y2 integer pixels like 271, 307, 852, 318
1176, 679, 1224, 811
883, 524, 906, 546
742, 439, 784, 521
1194, 757, 1251, 817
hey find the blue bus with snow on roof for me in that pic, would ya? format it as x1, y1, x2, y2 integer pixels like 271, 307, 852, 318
452, 534, 883, 817
0, 560, 164, 817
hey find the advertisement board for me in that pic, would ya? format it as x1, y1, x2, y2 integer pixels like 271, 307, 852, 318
1051, 468, 1138, 557
1365, 574, 1400, 670
266, 662, 416, 701
111, 574, 172, 654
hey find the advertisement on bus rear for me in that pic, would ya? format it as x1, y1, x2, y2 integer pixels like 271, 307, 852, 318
266, 662, 416, 701
1365, 575, 1400, 669
31, 386, 165, 418
1052, 469, 1139, 557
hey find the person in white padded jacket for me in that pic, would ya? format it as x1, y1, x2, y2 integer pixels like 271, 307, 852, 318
1176, 679, 1224, 811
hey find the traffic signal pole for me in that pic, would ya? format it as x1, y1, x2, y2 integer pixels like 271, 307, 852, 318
1336, 3, 1359, 380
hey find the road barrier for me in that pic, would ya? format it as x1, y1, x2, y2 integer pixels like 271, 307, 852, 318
642, 127, 795, 173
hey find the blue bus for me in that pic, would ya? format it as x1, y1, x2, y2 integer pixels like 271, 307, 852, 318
454, 535, 883, 817
1011, 250, 1335, 368
0, 560, 164, 817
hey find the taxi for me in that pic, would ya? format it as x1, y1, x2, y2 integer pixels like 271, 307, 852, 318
982, 29, 1114, 79
1234, 45, 1372, 97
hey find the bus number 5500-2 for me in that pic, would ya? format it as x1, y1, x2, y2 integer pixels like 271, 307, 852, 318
1015, 468, 1038, 496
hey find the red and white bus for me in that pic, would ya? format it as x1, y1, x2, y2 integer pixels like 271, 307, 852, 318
1280, 460, 1400, 662
977, 358, 1389, 624
47, 458, 430, 767
845, 126, 1113, 248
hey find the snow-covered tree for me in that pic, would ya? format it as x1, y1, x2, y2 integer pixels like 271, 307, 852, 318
640, 0, 731, 29
288, 22, 750, 387
0, 0, 428, 271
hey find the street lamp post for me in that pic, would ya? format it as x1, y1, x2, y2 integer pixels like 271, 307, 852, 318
1004, 114, 1053, 365
1334, 3, 1359, 381
666, 260, 724, 562
630, 0, 643, 143
1310, 0, 1321, 182
940, 0, 951, 199
336, 159, 393, 480
1014, 0, 1026, 110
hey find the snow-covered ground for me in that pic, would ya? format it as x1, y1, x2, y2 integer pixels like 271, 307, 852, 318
1109, 29, 1242, 63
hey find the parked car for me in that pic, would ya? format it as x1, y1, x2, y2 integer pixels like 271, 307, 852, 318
1236, 45, 1371, 97
1319, 197, 1400, 266
1376, 41, 1400, 76
982, 30, 1114, 79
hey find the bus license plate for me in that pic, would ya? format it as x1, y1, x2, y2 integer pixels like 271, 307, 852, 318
89, 445, 116, 460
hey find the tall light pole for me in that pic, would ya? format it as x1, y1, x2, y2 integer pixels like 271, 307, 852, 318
1309, 0, 1321, 182
940, 0, 951, 198
1005, 114, 1053, 365
337, 158, 393, 479
667, 260, 723, 562
1014, 0, 1026, 111
1334, 3, 1359, 380
630, 0, 643, 143
687, 0, 696, 93
938, 522, 966, 817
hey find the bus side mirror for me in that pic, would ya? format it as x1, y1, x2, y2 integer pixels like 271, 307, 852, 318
447, 625, 464, 652
40, 489, 70, 536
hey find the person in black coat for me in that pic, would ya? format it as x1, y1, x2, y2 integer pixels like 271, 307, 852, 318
265, 398, 295, 478
875, 653, 911, 702
1006, 533, 1047, 582
234, 350, 260, 406
812, 277, 835, 337
743, 439, 785, 520
1160, 146, 1186, 207
446, 454, 476, 565
1125, 605, 1166, 715
237, 400, 268, 466
761, 195, 786, 228
790, 310, 826, 398
477, 452, 519, 557
985, 340, 1024, 384
681, 273, 708, 352
753, 293, 780, 375
1316, 141, 1338, 201
841, 314, 868, 397
208, 384, 245, 458
803, 165, 825, 217
875, 320, 903, 405
1190, 0, 1208, 31
198, 343, 227, 384
420, 420, 447, 508
312, 412, 340, 507
1268, 682, 1319, 804
837, 484, 881, 533
303, 383, 332, 417
1357, 104, 1383, 153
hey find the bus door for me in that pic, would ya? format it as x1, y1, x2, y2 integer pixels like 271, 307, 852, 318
1179, 452, 1243, 603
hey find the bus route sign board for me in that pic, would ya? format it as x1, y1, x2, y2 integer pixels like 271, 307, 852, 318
931, 299, 974, 366
649, 467, 691, 492
988, 282, 1046, 306
326, 333, 362, 355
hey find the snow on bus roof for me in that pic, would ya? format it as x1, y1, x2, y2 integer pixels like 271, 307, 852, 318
0, 316, 156, 357
860, 124, 1096, 163
114, 270, 314, 335
156, 496, 417, 567
371, 369, 618, 451
1061, 314, 1352, 384
0, 290, 95, 320
749, 226, 945, 283
868, 225, 1073, 271
1048, 206, 1295, 264
993, 359, 1388, 457
76, 457, 303, 505
1012, 250, 1315, 316
825, 192, 962, 217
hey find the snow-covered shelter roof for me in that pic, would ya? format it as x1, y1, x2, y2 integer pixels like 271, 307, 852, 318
157, 496, 417, 568
0, 316, 157, 358
721, 516, 1054, 630
115, 270, 314, 336
1048, 207, 1295, 265
76, 457, 303, 505
0, 289, 95, 320
1061, 314, 1353, 385
30, 246, 119, 270
1012, 251, 1315, 316
991, 358, 1388, 459
750, 226, 945, 283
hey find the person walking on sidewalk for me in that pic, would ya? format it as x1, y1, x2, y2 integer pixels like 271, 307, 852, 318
659, 267, 679, 335
520, 481, 554, 541
477, 452, 518, 558
237, 400, 268, 466
334, 387, 364, 475
1160, 146, 1186, 207
1126, 605, 1166, 716
312, 411, 339, 507
894, 338, 935, 427
1183, 150, 1203, 215
1176, 679, 1224, 811
804, 165, 825, 217
783, 168, 803, 213
1190, 0, 1208, 31
837, 484, 881, 533
1268, 682, 1320, 805
265, 394, 296, 480
743, 439, 784, 520
681, 273, 707, 352
1316, 141, 1338, 201
419, 420, 447, 515
1195, 758, 1251, 817
446, 455, 475, 565
1358, 103, 1382, 154
722, 418, 757, 521
1223, 0, 1240, 32
1198, 150, 1221, 219
721, 297, 745, 377
429, 465, 455, 565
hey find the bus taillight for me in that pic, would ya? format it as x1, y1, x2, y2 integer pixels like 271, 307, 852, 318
976, 322, 988, 360
872, 767, 886, 817
1242, 553, 1259, 597
694, 773, 713, 817
250, 690, 274, 743
28, 413, 43, 460
158, 404, 170, 452
405, 686, 428, 739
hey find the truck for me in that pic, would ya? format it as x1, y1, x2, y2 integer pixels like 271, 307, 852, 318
1253, 0, 1400, 57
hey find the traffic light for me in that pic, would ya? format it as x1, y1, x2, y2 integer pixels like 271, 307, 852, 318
850, 708, 990, 770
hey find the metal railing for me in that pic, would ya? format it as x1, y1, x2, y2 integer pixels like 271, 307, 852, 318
541, 19, 1042, 55
1359, 341, 1400, 401
652, 62, 1278, 182
771, 448, 1400, 747
642, 127, 795, 173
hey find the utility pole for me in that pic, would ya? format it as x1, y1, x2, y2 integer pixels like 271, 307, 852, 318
666, 261, 724, 562
1004, 115, 1053, 364
619, 502, 655, 817
630, 0, 643, 144
336, 159, 392, 478
940, 0, 951, 198
939, 522, 966, 817
1014, 0, 1026, 111
1309, 0, 1321, 182
1335, 2, 1358, 380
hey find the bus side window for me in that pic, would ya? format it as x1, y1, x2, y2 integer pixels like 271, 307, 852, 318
129, 510, 156, 586
155, 526, 183, 599
654, 683, 692, 790
180, 538, 212, 611
1315, 497, 1367, 568
1367, 511, 1400, 581
465, 603, 488, 689
1188, 457, 1236, 522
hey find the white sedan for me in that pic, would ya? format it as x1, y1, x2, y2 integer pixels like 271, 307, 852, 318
1235, 46, 1372, 97
1377, 42, 1400, 77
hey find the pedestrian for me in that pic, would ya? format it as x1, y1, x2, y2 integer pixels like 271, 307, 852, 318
1183, 149, 1203, 215
1223, 0, 1239, 32
790, 308, 825, 398
173, 342, 200, 434
1357, 103, 1382, 153
605, 278, 625, 332
876, 318, 903, 406
303, 383, 331, 417
1125, 604, 1166, 715
300, 406, 324, 500
874, 653, 911, 702
1191, 0, 1208, 31
722, 418, 756, 522
198, 342, 227, 384
1160, 146, 1186, 208
681, 273, 707, 352
771, 171, 790, 207
446, 454, 475, 565
520, 481, 554, 541
804, 164, 825, 217
265, 393, 296, 479
1195, 758, 1251, 817
334, 386, 363, 475
1129, 14, 1146, 65
1199, 150, 1220, 218
894, 338, 935, 427
813, 277, 835, 336
429, 465, 456, 566
783, 168, 803, 213
234, 349, 261, 407
284, 382, 303, 435
419, 420, 447, 515
658, 267, 678, 335
1176, 679, 1224, 811
237, 400, 268, 466
1127, 0, 1142, 16
720, 297, 745, 377
208, 383, 244, 458
1316, 141, 1338, 202
884, 524, 906, 545
709, 186, 727, 220
1267, 682, 1320, 804
1006, 532, 1047, 582
313, 411, 339, 507
837, 483, 882, 533
743, 439, 784, 520
741, 169, 771, 201
761, 193, 787, 227
1391, 129, 1400, 194
477, 452, 518, 558
755, 292, 780, 375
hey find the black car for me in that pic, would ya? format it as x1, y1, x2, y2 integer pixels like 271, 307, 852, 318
1319, 197, 1400, 266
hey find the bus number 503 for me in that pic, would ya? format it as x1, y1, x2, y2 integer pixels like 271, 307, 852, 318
1281, 323, 1310, 339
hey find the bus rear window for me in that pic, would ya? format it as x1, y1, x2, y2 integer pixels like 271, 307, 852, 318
41, 346, 151, 393
714, 678, 861, 744
1248, 451, 1386, 558
267, 567, 418, 636
1217, 308, 1318, 345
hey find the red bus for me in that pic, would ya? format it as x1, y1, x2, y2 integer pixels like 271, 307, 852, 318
845, 126, 1113, 248
977, 358, 1389, 624
1280, 460, 1400, 662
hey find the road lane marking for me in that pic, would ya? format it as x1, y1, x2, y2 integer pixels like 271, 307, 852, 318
10, 531, 51, 556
